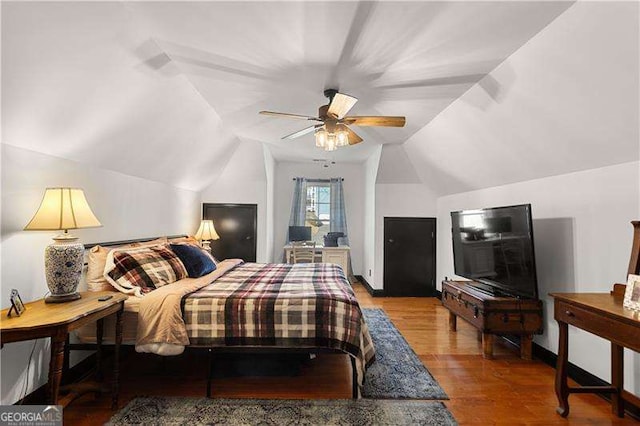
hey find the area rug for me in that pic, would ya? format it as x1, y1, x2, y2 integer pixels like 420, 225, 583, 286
107, 397, 457, 425
362, 308, 448, 399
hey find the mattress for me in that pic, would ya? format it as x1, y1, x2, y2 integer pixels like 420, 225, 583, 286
74, 295, 140, 344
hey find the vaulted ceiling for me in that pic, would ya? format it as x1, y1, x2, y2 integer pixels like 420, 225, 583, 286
1, 1, 594, 191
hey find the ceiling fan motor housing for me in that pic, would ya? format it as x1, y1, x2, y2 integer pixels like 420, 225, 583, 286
318, 104, 330, 119
323, 88, 339, 102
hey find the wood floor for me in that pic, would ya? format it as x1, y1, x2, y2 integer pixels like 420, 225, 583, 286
64, 283, 637, 425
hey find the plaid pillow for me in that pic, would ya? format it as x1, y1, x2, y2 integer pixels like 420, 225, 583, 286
103, 245, 187, 297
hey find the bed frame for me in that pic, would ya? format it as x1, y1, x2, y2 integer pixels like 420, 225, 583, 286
73, 235, 360, 399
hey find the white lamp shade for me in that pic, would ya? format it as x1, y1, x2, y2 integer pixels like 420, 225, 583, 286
194, 220, 220, 241
24, 188, 102, 231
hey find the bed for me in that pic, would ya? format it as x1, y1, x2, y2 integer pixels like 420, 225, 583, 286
73, 236, 375, 398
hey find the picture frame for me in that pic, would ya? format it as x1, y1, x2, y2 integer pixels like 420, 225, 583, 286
623, 274, 640, 311
8, 289, 26, 317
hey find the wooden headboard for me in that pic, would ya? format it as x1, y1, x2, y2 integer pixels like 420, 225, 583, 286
84, 235, 187, 250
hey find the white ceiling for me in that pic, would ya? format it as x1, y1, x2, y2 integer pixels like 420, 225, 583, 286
402, 1, 639, 194
2, 1, 574, 189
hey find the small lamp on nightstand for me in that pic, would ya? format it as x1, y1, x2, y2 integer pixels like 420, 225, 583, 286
194, 219, 220, 251
24, 188, 102, 303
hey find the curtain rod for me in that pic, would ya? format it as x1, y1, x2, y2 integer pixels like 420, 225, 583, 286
292, 178, 344, 182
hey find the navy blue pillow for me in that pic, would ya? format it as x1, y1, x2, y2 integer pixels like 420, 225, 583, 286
170, 244, 216, 278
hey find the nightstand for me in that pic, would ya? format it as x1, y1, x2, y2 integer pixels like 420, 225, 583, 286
0, 291, 127, 408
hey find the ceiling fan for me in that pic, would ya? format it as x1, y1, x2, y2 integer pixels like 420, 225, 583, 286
259, 89, 406, 151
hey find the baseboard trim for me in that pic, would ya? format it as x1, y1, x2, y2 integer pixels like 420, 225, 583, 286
533, 342, 639, 420
355, 276, 441, 299
354, 275, 385, 297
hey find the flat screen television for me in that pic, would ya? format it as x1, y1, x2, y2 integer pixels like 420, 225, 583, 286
288, 226, 312, 242
451, 204, 539, 299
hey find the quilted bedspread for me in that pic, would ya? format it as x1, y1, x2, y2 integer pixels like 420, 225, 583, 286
183, 262, 375, 383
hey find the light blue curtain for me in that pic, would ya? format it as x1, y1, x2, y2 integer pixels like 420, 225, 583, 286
329, 178, 349, 246
287, 177, 307, 242
330, 178, 352, 278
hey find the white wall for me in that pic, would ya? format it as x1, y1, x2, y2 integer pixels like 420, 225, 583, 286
437, 161, 640, 393
263, 146, 276, 263
367, 145, 440, 289
199, 140, 271, 262
363, 147, 382, 284
0, 144, 200, 404
274, 161, 365, 275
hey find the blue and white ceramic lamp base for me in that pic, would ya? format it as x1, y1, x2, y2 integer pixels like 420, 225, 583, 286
44, 237, 84, 303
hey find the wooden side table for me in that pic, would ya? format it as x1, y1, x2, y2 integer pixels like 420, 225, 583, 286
550, 290, 640, 418
0, 291, 127, 408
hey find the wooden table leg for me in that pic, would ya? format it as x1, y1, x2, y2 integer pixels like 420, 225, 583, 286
48, 330, 67, 404
112, 306, 123, 410
611, 343, 624, 417
350, 355, 358, 399
555, 320, 570, 417
520, 334, 533, 360
449, 311, 457, 332
207, 349, 215, 398
62, 335, 70, 385
96, 318, 104, 383
481, 333, 494, 359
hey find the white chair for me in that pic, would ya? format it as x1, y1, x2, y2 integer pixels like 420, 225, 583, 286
292, 241, 317, 264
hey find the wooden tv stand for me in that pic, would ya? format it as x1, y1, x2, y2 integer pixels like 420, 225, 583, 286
442, 280, 543, 360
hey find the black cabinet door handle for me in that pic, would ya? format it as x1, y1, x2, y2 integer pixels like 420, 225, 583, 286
565, 311, 575, 318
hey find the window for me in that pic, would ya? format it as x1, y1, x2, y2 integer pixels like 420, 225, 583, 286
305, 183, 331, 244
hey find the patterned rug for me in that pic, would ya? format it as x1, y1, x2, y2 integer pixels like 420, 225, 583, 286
107, 397, 457, 425
362, 308, 448, 399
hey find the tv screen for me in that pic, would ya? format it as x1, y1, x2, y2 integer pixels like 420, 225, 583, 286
451, 204, 539, 299
289, 226, 312, 242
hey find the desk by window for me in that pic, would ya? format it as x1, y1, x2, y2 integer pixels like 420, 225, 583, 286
284, 245, 351, 280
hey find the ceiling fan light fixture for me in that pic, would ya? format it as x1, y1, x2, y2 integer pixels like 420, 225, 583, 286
336, 124, 349, 147
315, 124, 348, 151
315, 127, 327, 148
324, 134, 338, 151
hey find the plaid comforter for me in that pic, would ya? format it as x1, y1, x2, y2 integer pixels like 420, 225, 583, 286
182, 262, 375, 377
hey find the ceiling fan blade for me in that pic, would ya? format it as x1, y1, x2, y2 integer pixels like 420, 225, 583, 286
260, 111, 321, 121
345, 126, 363, 145
342, 116, 406, 127
327, 92, 358, 119
282, 125, 319, 140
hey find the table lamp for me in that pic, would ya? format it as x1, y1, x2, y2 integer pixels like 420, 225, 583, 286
194, 219, 220, 251
24, 188, 102, 303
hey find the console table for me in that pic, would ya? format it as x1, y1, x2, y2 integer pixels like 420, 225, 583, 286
442, 280, 543, 360
551, 220, 640, 418
0, 291, 126, 408
551, 290, 640, 418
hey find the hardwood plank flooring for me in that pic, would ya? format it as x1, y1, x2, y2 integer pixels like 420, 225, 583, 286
63, 284, 637, 425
